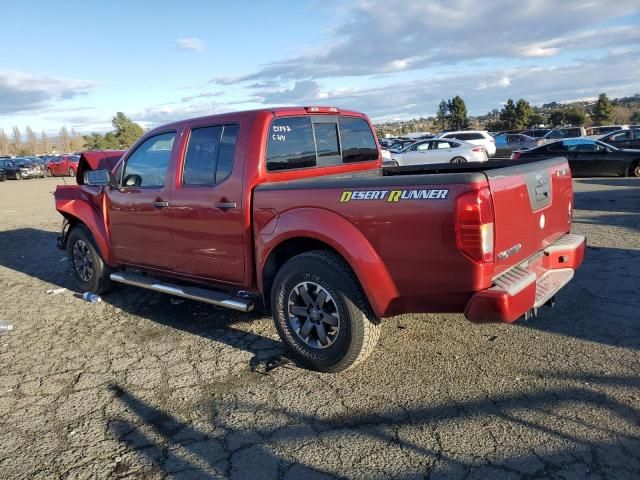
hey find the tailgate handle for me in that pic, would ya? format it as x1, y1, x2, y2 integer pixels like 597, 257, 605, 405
152, 200, 170, 208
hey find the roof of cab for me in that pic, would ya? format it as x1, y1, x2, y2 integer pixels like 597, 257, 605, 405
146, 106, 367, 133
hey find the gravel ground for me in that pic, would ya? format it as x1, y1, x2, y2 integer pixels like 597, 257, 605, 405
0, 176, 638, 480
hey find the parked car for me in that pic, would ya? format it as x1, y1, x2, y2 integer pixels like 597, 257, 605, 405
586, 125, 629, 137
542, 127, 586, 142
521, 128, 551, 138
54, 106, 585, 372
511, 138, 640, 177
598, 129, 640, 150
0, 158, 44, 179
390, 138, 487, 166
46, 155, 80, 177
493, 133, 541, 156
434, 131, 496, 157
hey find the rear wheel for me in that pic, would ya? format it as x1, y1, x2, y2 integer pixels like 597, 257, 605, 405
629, 162, 640, 178
450, 157, 467, 164
67, 225, 112, 294
15, 172, 22, 180
68, 168, 75, 177
271, 250, 381, 372
46, 168, 53, 177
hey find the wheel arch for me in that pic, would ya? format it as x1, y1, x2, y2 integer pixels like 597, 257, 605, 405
257, 208, 399, 317
57, 201, 113, 265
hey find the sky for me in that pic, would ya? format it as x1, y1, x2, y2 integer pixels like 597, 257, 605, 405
1, 0, 640, 134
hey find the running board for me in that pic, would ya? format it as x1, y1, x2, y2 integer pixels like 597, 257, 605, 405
109, 272, 254, 312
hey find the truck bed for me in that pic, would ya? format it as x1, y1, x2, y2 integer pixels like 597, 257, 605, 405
254, 157, 574, 317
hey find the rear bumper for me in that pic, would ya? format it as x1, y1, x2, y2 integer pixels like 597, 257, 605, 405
464, 233, 585, 323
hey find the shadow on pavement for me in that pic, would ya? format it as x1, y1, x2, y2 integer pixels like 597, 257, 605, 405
108, 373, 640, 478
0, 227, 285, 365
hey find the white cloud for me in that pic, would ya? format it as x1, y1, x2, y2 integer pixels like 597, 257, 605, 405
176, 38, 205, 52
0, 71, 96, 115
213, 0, 640, 83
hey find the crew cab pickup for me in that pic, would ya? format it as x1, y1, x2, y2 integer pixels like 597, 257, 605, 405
54, 107, 585, 372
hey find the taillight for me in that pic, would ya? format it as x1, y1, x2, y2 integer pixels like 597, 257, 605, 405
511, 151, 522, 160
472, 146, 484, 152
455, 187, 494, 263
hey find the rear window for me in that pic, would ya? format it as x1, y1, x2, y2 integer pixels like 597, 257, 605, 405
339, 117, 378, 163
266, 115, 378, 171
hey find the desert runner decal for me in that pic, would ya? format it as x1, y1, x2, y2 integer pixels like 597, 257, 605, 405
340, 189, 448, 203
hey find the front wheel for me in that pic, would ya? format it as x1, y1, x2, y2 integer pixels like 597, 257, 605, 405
629, 162, 640, 178
271, 250, 381, 372
450, 156, 467, 164
68, 168, 75, 177
46, 169, 53, 177
67, 225, 112, 294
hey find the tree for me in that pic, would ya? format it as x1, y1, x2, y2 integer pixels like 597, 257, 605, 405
60, 126, 70, 152
0, 129, 8, 156
564, 107, 586, 126
630, 111, 640, 124
515, 99, 534, 129
112, 112, 144, 148
447, 96, 469, 130
41, 131, 49, 153
12, 126, 21, 153
436, 100, 448, 130
499, 99, 518, 130
25, 126, 37, 155
549, 110, 566, 127
592, 93, 613, 126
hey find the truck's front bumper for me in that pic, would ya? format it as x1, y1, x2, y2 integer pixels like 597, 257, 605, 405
464, 234, 585, 323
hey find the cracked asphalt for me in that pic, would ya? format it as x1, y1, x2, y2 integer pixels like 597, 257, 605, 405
0, 176, 639, 479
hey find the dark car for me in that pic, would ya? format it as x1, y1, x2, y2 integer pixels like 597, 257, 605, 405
598, 129, 640, 150
511, 138, 640, 177
0, 158, 44, 180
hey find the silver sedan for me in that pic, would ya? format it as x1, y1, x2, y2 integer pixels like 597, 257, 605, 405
390, 139, 488, 166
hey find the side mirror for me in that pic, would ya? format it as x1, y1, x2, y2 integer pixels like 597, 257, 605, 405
84, 169, 116, 187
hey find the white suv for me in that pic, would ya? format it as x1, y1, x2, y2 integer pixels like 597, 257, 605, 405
435, 131, 496, 157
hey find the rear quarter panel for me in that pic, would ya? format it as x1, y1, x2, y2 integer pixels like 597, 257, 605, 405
254, 174, 495, 317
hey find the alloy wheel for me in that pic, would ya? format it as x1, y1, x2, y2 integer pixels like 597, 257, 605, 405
72, 239, 94, 282
287, 281, 340, 349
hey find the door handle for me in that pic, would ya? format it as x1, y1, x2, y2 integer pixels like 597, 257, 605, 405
215, 202, 237, 209
152, 201, 170, 208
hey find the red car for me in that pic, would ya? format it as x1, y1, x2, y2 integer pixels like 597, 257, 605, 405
54, 107, 585, 372
46, 155, 80, 177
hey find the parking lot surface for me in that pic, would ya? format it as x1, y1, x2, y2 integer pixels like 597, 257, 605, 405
0, 177, 639, 479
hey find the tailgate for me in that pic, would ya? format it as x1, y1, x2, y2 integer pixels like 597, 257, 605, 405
485, 157, 573, 277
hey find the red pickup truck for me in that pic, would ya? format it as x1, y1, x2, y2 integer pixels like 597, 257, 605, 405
54, 107, 585, 372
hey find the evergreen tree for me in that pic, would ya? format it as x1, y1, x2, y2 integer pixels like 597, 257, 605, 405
447, 96, 469, 130
592, 93, 613, 126
499, 99, 517, 130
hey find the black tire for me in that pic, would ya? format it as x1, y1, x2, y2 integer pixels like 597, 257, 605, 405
629, 162, 640, 178
68, 168, 75, 177
67, 225, 112, 294
46, 169, 53, 177
15, 172, 22, 180
450, 157, 467, 164
0, 175, 5, 182
271, 250, 381, 372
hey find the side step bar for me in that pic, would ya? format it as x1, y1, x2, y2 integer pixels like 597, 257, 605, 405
110, 272, 254, 312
